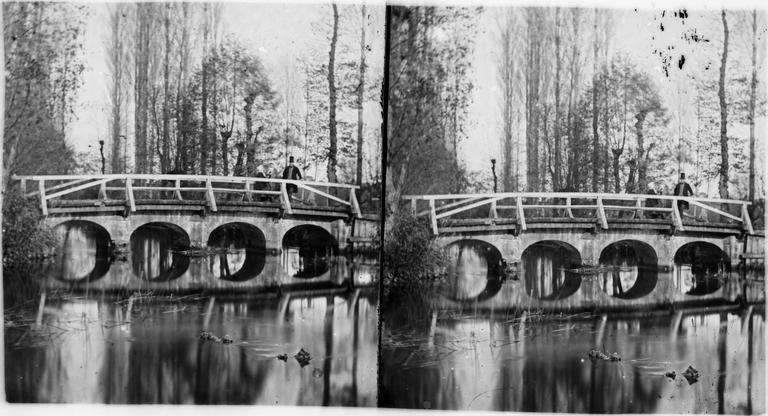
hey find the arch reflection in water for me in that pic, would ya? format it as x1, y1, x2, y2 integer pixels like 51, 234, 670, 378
674, 242, 730, 295
130, 223, 190, 281
521, 241, 581, 300
598, 240, 658, 299
207, 223, 266, 281
281, 225, 339, 278
47, 220, 112, 283
443, 240, 504, 301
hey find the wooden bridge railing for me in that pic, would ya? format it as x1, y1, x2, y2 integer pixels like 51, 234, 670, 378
403, 192, 754, 235
13, 174, 361, 218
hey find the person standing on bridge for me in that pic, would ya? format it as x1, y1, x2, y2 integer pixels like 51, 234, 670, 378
673, 173, 694, 216
282, 156, 303, 200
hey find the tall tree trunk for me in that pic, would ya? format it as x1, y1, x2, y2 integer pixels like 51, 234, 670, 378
200, 4, 210, 175
553, 7, 562, 190
109, 5, 123, 173
174, 3, 189, 172
525, 9, 541, 192
244, 94, 255, 176
356, 4, 367, 186
500, 11, 513, 192
718, 10, 729, 199
635, 111, 653, 191
327, 4, 339, 183
748, 9, 757, 201
161, 3, 171, 173
134, 4, 150, 173
591, 8, 599, 192
566, 9, 581, 190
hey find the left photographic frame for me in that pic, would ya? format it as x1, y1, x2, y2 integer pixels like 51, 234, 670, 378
2, 1, 384, 406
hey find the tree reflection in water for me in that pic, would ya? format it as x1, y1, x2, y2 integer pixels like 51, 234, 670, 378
5, 292, 378, 405
380, 310, 765, 413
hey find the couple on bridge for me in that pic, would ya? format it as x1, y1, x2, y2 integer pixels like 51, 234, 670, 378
253, 156, 305, 202
645, 173, 694, 219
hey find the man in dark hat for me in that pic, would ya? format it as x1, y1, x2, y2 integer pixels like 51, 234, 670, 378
282, 156, 302, 199
673, 173, 694, 215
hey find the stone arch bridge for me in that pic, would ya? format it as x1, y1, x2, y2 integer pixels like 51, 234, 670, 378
405, 192, 764, 311
16, 174, 378, 252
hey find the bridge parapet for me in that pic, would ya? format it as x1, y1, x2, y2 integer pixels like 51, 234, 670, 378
14, 174, 362, 219
403, 192, 754, 236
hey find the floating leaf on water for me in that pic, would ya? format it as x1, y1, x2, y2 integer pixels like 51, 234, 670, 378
294, 348, 311, 367
665, 371, 676, 380
682, 365, 700, 385
588, 349, 621, 361
277, 353, 288, 361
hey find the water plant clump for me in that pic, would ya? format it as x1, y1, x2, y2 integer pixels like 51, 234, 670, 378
383, 212, 448, 324
2, 190, 56, 267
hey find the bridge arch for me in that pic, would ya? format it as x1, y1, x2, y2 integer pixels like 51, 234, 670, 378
47, 220, 112, 283
673, 241, 730, 296
442, 239, 504, 302
598, 240, 658, 299
281, 224, 338, 278
521, 240, 582, 301
130, 222, 190, 281
207, 223, 266, 281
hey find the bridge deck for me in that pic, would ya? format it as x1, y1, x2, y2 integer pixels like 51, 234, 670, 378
404, 192, 755, 236
14, 174, 363, 220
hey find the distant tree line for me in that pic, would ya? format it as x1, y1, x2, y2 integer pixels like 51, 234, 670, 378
106, 2, 381, 184
2, 2, 382, 190
387, 6, 766, 215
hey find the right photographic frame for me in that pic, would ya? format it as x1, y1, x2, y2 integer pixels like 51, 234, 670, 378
380, 2, 766, 413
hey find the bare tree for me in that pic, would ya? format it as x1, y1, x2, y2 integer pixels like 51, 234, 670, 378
718, 10, 729, 199
134, 3, 151, 173
327, 3, 339, 183
553, 7, 562, 190
356, 4, 367, 186
591, 8, 599, 192
748, 9, 757, 201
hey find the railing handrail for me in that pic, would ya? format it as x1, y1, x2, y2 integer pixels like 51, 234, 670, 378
402, 191, 754, 235
13, 173, 362, 218
12, 173, 359, 190
402, 191, 751, 206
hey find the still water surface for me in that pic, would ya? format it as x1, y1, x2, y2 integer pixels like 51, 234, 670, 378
381, 239, 765, 413
381, 309, 765, 413
4, 221, 378, 405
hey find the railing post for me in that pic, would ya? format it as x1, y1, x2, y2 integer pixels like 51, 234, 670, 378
125, 178, 136, 212
99, 181, 107, 200
20, 179, 26, 194
429, 198, 439, 235
671, 198, 684, 231
596, 196, 608, 229
635, 197, 644, 220
244, 181, 252, 202
566, 197, 574, 219
174, 179, 183, 200
205, 177, 217, 212
410, 198, 417, 215
349, 189, 362, 218
280, 182, 293, 215
489, 199, 498, 219
516, 195, 527, 231
741, 203, 754, 234
38, 180, 48, 216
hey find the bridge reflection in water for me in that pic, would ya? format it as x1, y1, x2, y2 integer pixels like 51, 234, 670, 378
5, 219, 378, 405
381, 309, 765, 413
39, 220, 375, 292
